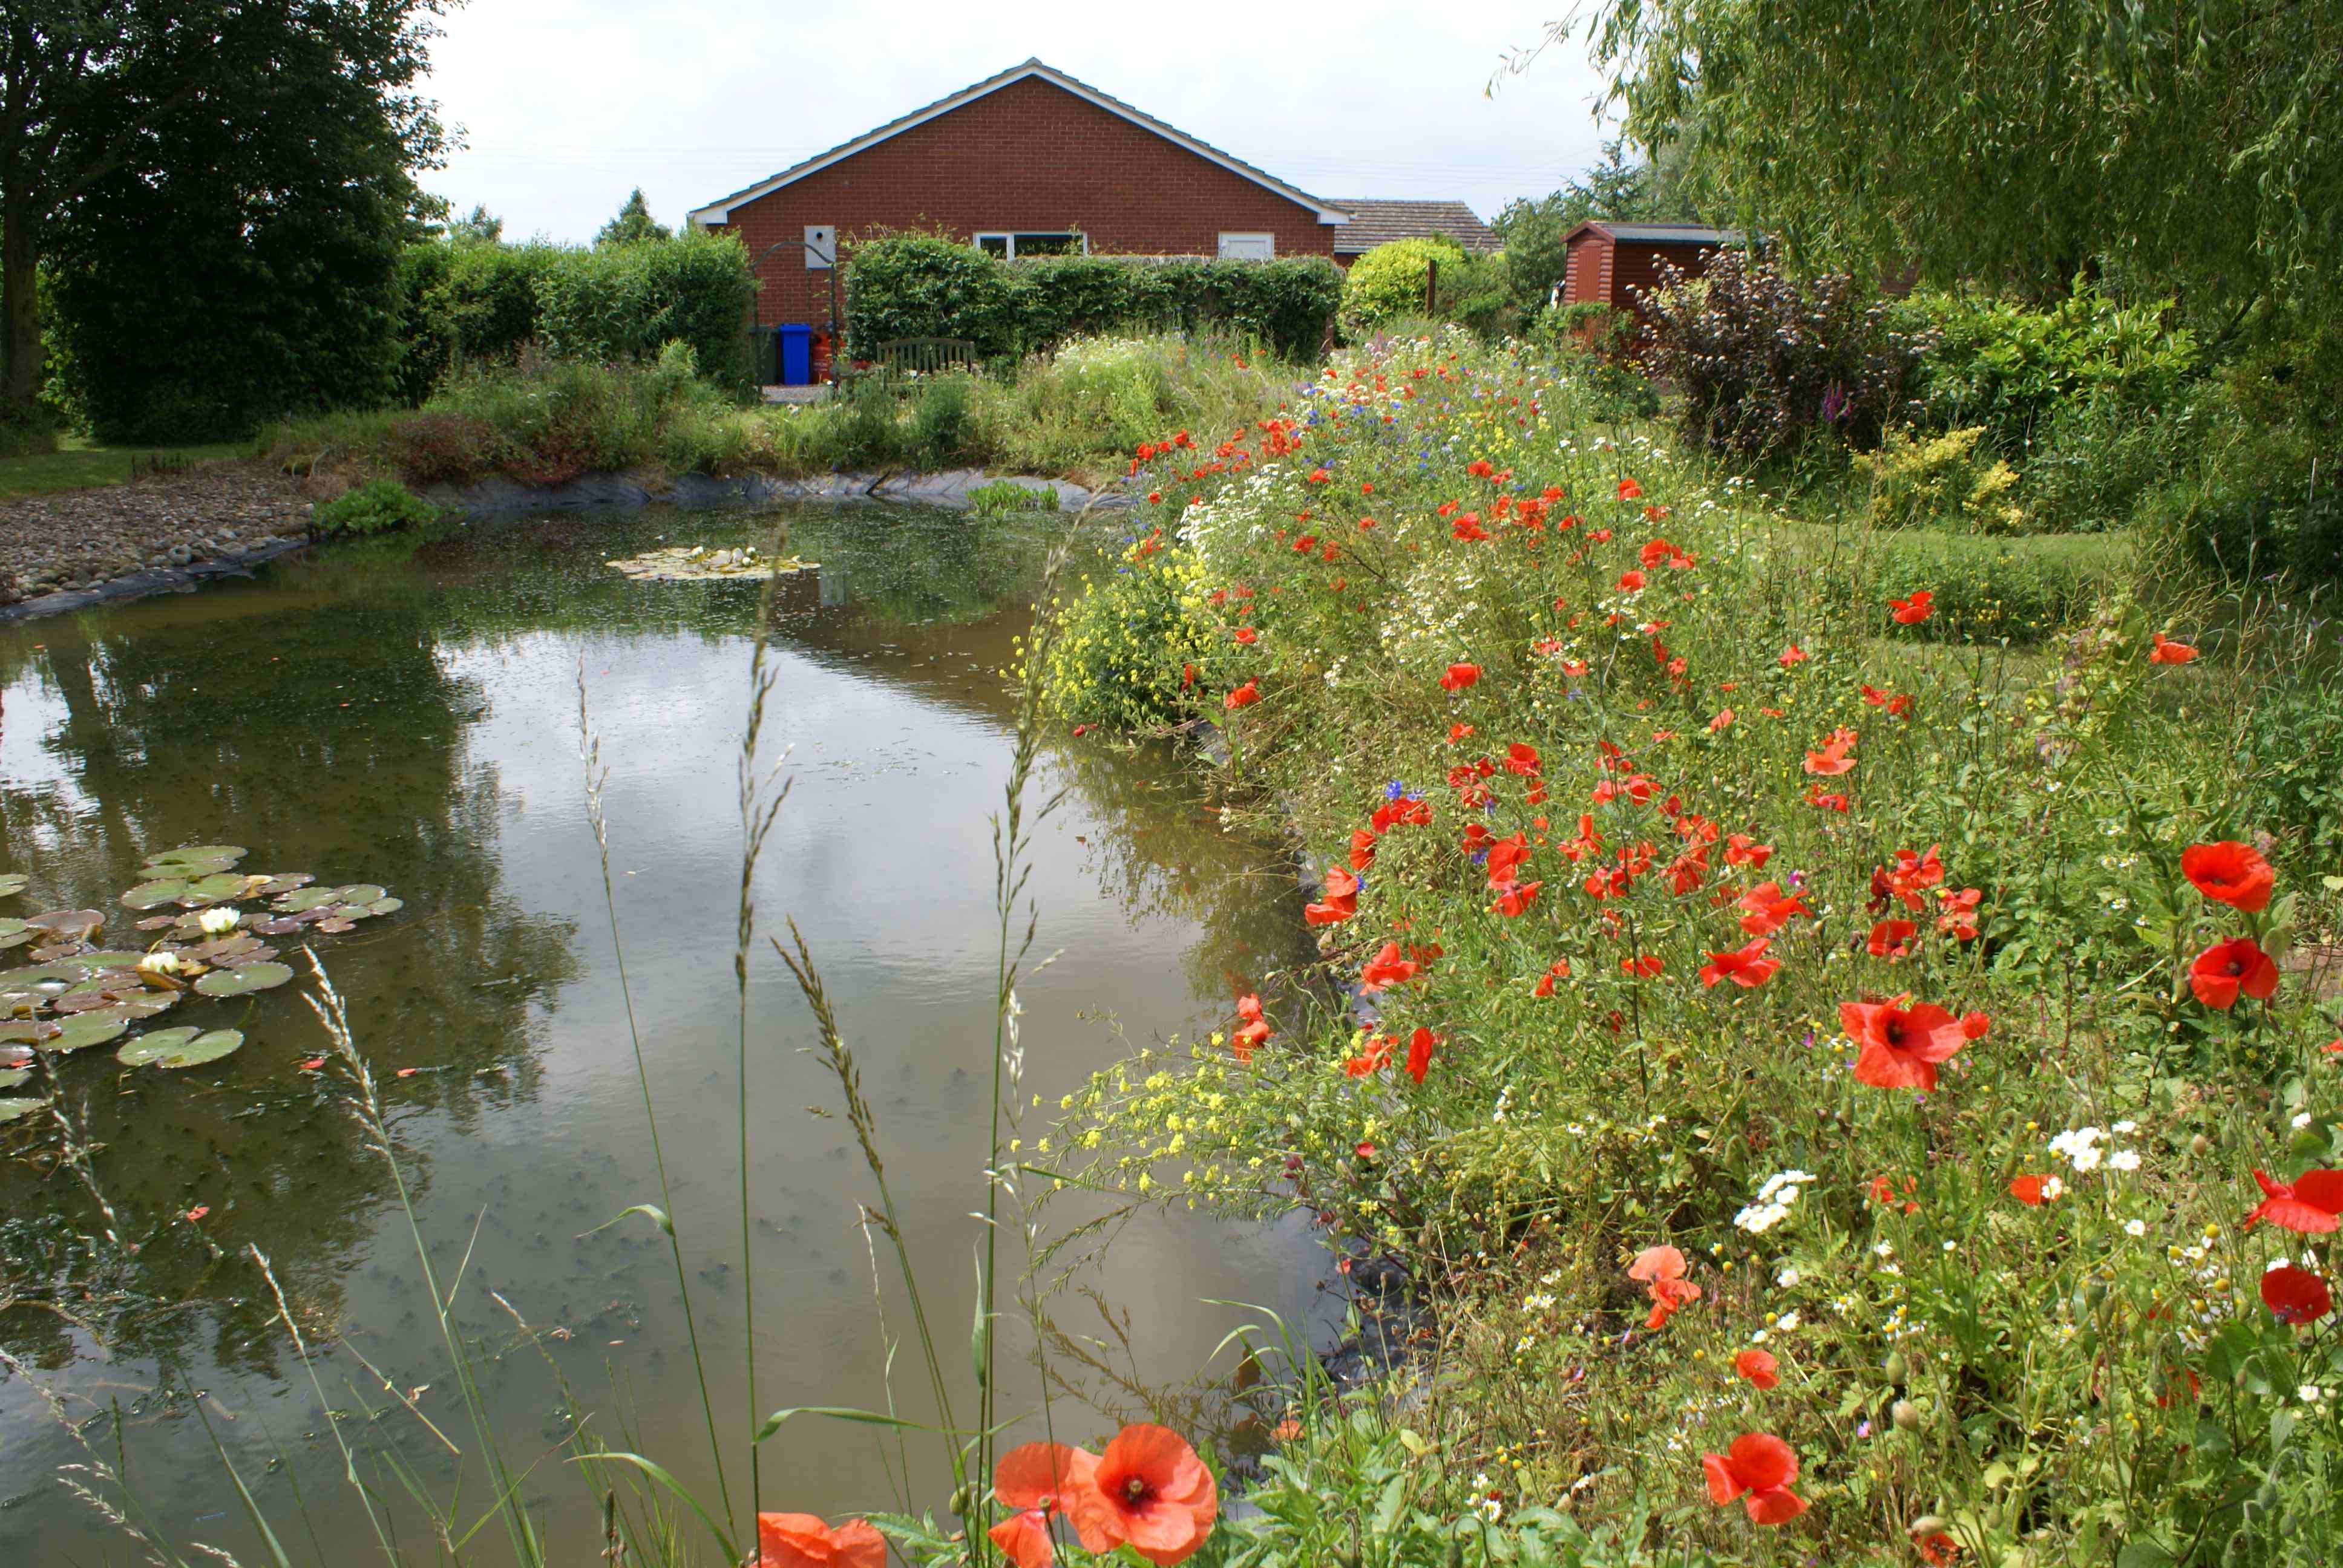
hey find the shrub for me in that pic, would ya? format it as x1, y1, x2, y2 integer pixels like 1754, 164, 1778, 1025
1039, 526, 1214, 730
2017, 392, 2210, 534
908, 373, 978, 467
1340, 237, 1466, 337
1894, 282, 2200, 454
1642, 247, 1929, 457
313, 478, 440, 537
1850, 424, 2024, 533
396, 240, 565, 401
532, 231, 757, 391
845, 235, 1341, 363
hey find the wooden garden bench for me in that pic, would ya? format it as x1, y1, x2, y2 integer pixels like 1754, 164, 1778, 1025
874, 338, 980, 376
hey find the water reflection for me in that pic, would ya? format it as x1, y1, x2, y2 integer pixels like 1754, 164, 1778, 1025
0, 503, 1329, 1564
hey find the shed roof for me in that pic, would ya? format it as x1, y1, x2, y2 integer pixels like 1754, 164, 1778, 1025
689, 60, 1349, 229
1565, 220, 1742, 246
1328, 200, 1499, 255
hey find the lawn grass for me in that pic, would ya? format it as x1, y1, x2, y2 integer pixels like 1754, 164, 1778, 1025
0, 435, 250, 501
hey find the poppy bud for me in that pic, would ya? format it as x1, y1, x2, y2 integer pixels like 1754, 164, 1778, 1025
1884, 1351, 1909, 1385
1909, 1515, 1948, 1536
2190, 1132, 2211, 1157
1892, 1399, 1922, 1431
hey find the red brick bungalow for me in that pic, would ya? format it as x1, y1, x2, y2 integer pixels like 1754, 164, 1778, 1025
688, 59, 1357, 334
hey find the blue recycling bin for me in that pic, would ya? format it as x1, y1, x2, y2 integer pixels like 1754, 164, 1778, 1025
776, 324, 813, 387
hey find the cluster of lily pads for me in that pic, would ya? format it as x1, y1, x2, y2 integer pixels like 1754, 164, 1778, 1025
0, 846, 401, 1125
605, 542, 816, 581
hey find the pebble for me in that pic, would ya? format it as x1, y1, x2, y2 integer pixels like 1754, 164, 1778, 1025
1, 462, 315, 607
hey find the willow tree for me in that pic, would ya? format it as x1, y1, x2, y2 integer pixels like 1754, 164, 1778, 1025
1526, 0, 2343, 324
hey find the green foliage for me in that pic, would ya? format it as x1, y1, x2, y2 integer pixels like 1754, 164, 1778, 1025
1812, 524, 2129, 640
532, 231, 758, 391
909, 374, 979, 468
395, 240, 566, 401
1039, 526, 1216, 731
2016, 394, 2212, 535
845, 236, 1342, 362
1850, 425, 2024, 534
1580, 0, 2343, 324
1642, 248, 1928, 457
595, 188, 673, 247
312, 477, 440, 537
965, 479, 1055, 515
1340, 238, 1465, 337
1533, 308, 1659, 420
1894, 284, 2201, 455
1493, 135, 1707, 313
44, 2, 435, 442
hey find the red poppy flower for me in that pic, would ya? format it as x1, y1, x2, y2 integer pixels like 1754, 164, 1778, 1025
1066, 1423, 1219, 1567
1802, 739, 1856, 776
2009, 1174, 2049, 1206
2242, 1168, 2343, 1233
2189, 937, 2279, 1008
1919, 1532, 1962, 1566
1233, 626, 1257, 645
1617, 568, 1647, 591
1405, 1026, 1438, 1084
1438, 662, 1481, 692
2261, 1263, 2333, 1325
1841, 997, 1967, 1092
1344, 1034, 1394, 1077
1777, 645, 1808, 668
990, 1442, 1097, 1567
1889, 589, 1935, 624
1231, 995, 1270, 1062
756, 1514, 888, 1568
1803, 787, 1850, 812
1628, 1244, 1702, 1328
1734, 1348, 1781, 1390
1304, 866, 1358, 926
2149, 632, 2198, 664
1616, 477, 1643, 500
1349, 828, 1378, 870
1700, 938, 1780, 988
1224, 680, 1260, 711
1358, 942, 1421, 993
1961, 1010, 1991, 1039
1724, 834, 1772, 869
1620, 953, 1664, 978
1700, 1433, 1807, 1524
1867, 919, 1918, 960
1504, 741, 1541, 776
1737, 882, 1811, 936
2181, 841, 2274, 913
1533, 957, 1571, 998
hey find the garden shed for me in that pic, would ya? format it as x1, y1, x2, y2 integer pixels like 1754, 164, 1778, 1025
1560, 221, 1740, 319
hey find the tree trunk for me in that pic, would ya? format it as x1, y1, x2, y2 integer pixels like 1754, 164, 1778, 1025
1, 181, 42, 423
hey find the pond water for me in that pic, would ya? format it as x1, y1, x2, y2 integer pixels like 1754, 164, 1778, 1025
0, 503, 1332, 1564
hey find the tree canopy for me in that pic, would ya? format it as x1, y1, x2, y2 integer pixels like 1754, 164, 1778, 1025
597, 188, 672, 247
1561, 0, 2343, 325
1492, 136, 1705, 307
0, 1, 445, 428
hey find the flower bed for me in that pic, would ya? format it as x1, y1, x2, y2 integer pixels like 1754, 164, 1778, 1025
1038, 332, 2343, 1563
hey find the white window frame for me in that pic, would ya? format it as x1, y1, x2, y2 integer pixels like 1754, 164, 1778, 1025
972, 231, 1089, 260
1217, 232, 1276, 260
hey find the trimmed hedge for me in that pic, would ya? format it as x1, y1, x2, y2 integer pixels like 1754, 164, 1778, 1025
843, 235, 1342, 362
396, 231, 756, 401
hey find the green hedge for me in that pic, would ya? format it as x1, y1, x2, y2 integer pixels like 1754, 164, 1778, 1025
396, 232, 756, 402
842, 235, 1341, 362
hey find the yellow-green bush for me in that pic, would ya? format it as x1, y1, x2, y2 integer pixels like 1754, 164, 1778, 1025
1851, 423, 2023, 532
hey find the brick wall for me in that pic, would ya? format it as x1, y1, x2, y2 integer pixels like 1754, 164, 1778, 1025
707, 76, 1337, 330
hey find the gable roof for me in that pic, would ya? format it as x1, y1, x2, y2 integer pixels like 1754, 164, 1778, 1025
689, 59, 1350, 228
1329, 200, 1498, 255
1565, 220, 1741, 246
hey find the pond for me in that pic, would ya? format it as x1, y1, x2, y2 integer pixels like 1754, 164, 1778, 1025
0, 503, 1333, 1564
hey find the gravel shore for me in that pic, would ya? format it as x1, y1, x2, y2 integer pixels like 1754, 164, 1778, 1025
0, 461, 315, 608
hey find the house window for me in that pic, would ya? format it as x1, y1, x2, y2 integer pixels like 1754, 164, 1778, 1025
1217, 233, 1275, 260
973, 232, 1087, 259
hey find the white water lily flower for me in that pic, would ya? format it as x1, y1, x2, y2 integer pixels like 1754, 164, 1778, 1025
198, 906, 241, 936
137, 950, 183, 975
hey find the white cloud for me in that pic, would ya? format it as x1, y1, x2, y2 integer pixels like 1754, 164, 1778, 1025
420, 0, 1614, 242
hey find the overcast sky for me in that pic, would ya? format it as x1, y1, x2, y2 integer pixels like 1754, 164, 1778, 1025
418, 1, 1614, 244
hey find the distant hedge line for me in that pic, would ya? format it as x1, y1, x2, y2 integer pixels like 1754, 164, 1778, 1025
397, 230, 757, 401
842, 235, 1342, 364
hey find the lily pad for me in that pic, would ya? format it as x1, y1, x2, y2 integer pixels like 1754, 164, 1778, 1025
144, 845, 247, 870
335, 884, 387, 907
64, 988, 179, 1020
62, 950, 151, 971
119, 1027, 244, 1070
0, 874, 27, 898
25, 909, 103, 940
367, 897, 404, 916
0, 1097, 47, 1124
44, 1014, 129, 1053
257, 873, 315, 897
0, 1021, 61, 1047
273, 887, 344, 913
180, 872, 256, 905
314, 918, 356, 934
0, 1066, 30, 1090
120, 878, 192, 909
193, 961, 293, 998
